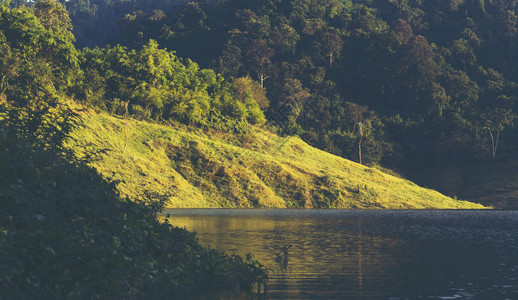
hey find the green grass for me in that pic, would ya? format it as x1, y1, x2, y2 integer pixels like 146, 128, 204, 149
66, 112, 488, 209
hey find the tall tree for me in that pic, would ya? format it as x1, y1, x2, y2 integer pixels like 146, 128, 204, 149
247, 39, 275, 88
480, 108, 515, 157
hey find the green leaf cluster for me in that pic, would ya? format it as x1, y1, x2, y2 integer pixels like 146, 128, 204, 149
0, 0, 79, 149
75, 40, 266, 132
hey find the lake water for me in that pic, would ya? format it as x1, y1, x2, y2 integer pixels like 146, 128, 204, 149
164, 209, 518, 299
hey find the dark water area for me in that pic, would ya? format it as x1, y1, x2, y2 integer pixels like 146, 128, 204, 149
164, 209, 518, 299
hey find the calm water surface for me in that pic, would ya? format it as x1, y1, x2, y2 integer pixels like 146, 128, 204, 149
164, 209, 518, 299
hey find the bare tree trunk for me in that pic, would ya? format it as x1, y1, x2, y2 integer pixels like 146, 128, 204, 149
1, 75, 9, 101
357, 122, 364, 164
488, 128, 500, 158
1, 75, 7, 93
329, 52, 333, 67
358, 135, 363, 164
495, 130, 501, 157
123, 100, 129, 153
258, 73, 270, 88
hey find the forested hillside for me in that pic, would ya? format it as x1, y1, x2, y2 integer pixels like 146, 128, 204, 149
53, 0, 518, 206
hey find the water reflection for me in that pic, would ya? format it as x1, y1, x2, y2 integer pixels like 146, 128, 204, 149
164, 209, 518, 299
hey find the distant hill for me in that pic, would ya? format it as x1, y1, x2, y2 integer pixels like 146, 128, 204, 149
66, 112, 487, 209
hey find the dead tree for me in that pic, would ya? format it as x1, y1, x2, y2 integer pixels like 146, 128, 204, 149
357, 122, 364, 164
123, 100, 129, 153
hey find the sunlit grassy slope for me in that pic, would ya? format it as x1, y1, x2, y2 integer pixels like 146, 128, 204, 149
66, 113, 487, 209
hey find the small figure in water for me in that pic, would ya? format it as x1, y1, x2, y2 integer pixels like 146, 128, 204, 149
275, 244, 292, 272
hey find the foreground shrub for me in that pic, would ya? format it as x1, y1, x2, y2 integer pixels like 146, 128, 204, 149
0, 131, 267, 298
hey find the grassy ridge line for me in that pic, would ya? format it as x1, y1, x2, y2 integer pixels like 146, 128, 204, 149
66, 112, 487, 209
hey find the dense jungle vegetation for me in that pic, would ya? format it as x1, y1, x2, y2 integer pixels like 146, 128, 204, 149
41, 0, 518, 205
0, 1, 267, 297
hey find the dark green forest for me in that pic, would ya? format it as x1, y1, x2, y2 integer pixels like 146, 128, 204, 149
52, 0, 518, 203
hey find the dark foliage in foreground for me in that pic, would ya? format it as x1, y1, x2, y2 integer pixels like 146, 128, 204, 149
0, 132, 267, 298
